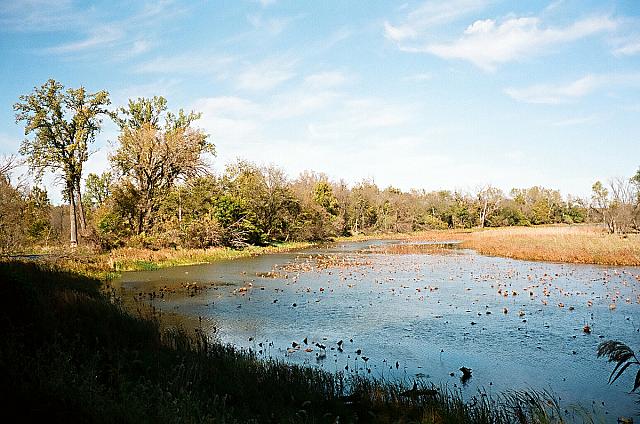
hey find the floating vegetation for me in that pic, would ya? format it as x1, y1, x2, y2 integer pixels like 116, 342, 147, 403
365, 242, 463, 255
267, 253, 374, 277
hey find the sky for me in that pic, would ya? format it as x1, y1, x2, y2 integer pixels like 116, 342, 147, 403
1, 0, 639, 204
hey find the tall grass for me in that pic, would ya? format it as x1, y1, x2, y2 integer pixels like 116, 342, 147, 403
410, 225, 640, 266
0, 260, 578, 423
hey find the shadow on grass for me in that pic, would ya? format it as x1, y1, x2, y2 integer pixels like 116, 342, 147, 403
0, 261, 570, 423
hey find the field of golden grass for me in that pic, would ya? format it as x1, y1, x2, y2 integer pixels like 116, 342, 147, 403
410, 225, 640, 266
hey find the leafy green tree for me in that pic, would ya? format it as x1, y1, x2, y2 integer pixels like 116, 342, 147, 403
111, 97, 213, 234
0, 166, 27, 252
26, 186, 53, 242
314, 181, 338, 215
349, 180, 378, 233
84, 172, 112, 208
223, 162, 300, 243
488, 201, 530, 227
14, 79, 110, 246
591, 181, 612, 232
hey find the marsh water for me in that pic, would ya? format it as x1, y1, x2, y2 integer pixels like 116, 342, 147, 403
115, 240, 640, 419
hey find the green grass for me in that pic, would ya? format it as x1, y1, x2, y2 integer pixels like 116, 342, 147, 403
0, 260, 578, 423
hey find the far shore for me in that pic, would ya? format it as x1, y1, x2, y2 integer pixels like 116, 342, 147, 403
3, 224, 638, 280
340, 224, 640, 267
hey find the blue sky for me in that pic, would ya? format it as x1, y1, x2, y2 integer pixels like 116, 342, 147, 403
1, 0, 639, 203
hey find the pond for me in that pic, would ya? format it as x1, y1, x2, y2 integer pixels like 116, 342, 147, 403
115, 240, 640, 419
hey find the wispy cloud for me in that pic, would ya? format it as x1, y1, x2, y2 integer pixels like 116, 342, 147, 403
304, 71, 347, 88
10, 1, 187, 61
505, 73, 640, 104
193, 66, 414, 151
247, 13, 299, 35
0, 0, 84, 32
254, 0, 277, 7
235, 57, 297, 91
420, 16, 616, 71
402, 72, 432, 82
133, 53, 236, 75
552, 114, 600, 127
112, 78, 182, 107
44, 27, 124, 54
193, 96, 262, 142
613, 38, 640, 56
384, 0, 489, 42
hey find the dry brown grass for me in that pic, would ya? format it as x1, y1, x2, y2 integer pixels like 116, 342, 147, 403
410, 225, 640, 266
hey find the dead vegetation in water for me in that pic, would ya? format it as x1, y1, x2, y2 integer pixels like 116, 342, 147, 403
261, 254, 374, 279
366, 242, 463, 255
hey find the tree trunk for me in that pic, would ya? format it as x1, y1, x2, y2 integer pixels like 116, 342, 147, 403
69, 186, 78, 247
76, 184, 87, 234
480, 199, 488, 228
143, 197, 154, 233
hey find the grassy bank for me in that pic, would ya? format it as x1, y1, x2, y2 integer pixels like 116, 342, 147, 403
0, 261, 572, 423
13, 241, 314, 280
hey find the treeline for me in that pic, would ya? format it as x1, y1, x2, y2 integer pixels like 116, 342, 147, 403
85, 167, 593, 250
0, 156, 595, 252
1, 79, 638, 252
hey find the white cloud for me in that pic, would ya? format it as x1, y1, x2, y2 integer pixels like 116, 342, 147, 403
384, 0, 489, 42
267, 91, 339, 120
423, 16, 616, 71
304, 71, 347, 88
255, 0, 277, 7
133, 53, 236, 75
505, 73, 640, 104
235, 57, 297, 91
613, 39, 640, 56
191, 73, 418, 177
112, 78, 182, 107
11, 1, 186, 62
306, 98, 415, 140
320, 27, 353, 51
0, 0, 82, 32
384, 21, 418, 43
505, 75, 599, 104
403, 72, 432, 82
44, 27, 124, 54
552, 115, 599, 127
344, 99, 413, 129
247, 13, 298, 35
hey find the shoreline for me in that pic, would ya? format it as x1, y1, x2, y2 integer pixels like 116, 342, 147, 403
4, 225, 639, 282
